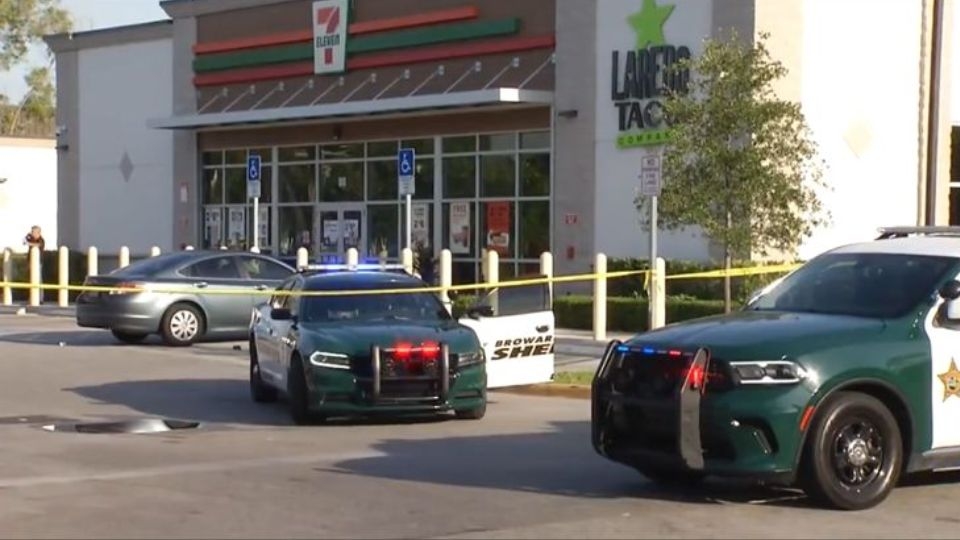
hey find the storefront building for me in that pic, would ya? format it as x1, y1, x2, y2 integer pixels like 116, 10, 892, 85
46, 0, 956, 283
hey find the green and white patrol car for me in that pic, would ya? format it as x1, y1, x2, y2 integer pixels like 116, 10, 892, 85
592, 226, 960, 510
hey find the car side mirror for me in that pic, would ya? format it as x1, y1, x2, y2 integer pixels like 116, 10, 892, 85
271, 307, 293, 321
466, 305, 494, 319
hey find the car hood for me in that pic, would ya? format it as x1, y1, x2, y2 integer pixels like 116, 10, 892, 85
629, 309, 890, 360
300, 319, 479, 357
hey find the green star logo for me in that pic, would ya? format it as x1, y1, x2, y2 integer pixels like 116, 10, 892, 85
628, 0, 675, 49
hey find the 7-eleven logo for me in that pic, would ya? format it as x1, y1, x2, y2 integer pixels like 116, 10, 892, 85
313, 0, 348, 74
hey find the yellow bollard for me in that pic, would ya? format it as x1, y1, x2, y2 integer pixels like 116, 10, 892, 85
401, 248, 414, 275
440, 249, 452, 314
28, 246, 40, 307
2, 248, 12, 306
346, 247, 359, 267
58, 246, 69, 307
119, 246, 130, 268
87, 246, 98, 277
650, 257, 666, 330
484, 250, 499, 315
593, 253, 607, 341
540, 251, 553, 306
296, 247, 308, 270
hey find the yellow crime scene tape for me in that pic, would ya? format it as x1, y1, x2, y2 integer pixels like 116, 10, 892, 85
0, 263, 801, 298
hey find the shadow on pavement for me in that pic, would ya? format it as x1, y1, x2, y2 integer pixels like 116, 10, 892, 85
0, 330, 246, 350
320, 419, 820, 506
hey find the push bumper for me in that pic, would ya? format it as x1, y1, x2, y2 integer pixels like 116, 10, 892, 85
591, 340, 799, 484
305, 343, 486, 415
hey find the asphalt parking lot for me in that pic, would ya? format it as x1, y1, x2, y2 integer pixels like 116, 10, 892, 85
2, 314, 960, 539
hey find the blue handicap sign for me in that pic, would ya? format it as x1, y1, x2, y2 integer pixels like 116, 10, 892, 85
398, 148, 415, 196
247, 155, 261, 182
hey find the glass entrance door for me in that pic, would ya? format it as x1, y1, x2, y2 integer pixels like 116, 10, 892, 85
315, 205, 366, 261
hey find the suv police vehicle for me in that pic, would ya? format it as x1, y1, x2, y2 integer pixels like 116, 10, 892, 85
592, 226, 960, 510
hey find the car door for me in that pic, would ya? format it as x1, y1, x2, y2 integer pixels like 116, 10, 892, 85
236, 254, 296, 311
925, 266, 960, 450
179, 255, 255, 334
253, 278, 296, 384
273, 279, 306, 388
457, 277, 555, 389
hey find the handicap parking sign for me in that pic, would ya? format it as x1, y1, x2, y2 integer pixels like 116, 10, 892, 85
398, 148, 415, 196
247, 154, 262, 199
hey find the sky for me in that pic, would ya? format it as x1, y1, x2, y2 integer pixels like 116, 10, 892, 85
0, 0, 167, 101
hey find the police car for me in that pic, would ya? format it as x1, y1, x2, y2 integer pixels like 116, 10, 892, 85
592, 226, 960, 510
248, 262, 555, 424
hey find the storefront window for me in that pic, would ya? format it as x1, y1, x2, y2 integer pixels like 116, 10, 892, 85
367, 140, 398, 158
443, 135, 476, 154
319, 161, 363, 201
278, 205, 313, 256
321, 142, 364, 160
480, 155, 516, 198
518, 200, 550, 258
443, 157, 475, 198
413, 159, 434, 200
367, 159, 397, 201
224, 167, 248, 204
202, 168, 223, 205
442, 201, 477, 257
479, 200, 515, 259
278, 164, 315, 203
520, 153, 550, 196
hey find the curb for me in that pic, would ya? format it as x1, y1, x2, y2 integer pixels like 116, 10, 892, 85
0, 306, 75, 318
492, 384, 591, 400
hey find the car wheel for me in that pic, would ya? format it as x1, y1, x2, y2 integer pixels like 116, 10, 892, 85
287, 355, 318, 425
635, 465, 706, 487
160, 303, 204, 346
249, 337, 277, 403
799, 391, 903, 510
111, 330, 147, 344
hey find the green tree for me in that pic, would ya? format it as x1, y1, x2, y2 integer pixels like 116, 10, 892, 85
0, 0, 72, 136
638, 31, 829, 312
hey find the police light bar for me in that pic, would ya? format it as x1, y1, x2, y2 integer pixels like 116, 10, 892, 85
298, 263, 409, 273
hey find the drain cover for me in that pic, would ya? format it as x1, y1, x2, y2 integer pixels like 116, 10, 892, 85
42, 418, 201, 434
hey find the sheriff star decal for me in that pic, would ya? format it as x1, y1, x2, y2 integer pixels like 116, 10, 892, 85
938, 359, 960, 401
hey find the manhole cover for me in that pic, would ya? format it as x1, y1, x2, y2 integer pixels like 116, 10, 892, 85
42, 418, 201, 434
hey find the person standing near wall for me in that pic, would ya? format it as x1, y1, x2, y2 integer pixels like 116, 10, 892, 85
23, 225, 46, 303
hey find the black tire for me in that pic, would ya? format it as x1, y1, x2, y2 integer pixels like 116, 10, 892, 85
799, 391, 903, 510
635, 464, 706, 487
454, 400, 487, 420
287, 355, 317, 425
111, 330, 148, 344
159, 303, 204, 346
249, 336, 277, 403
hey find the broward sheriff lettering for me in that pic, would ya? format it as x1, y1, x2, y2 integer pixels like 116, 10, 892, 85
491, 335, 554, 360
611, 44, 690, 148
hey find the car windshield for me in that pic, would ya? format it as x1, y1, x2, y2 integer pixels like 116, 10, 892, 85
746, 251, 958, 319
300, 286, 450, 323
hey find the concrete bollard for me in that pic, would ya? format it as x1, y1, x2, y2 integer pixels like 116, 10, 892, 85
540, 251, 554, 306
296, 247, 308, 270
2, 248, 12, 306
150, 246, 161, 257
58, 246, 69, 307
28, 246, 40, 307
650, 257, 666, 330
440, 249, 452, 314
249, 246, 260, 254
485, 250, 499, 315
593, 252, 607, 341
401, 247, 414, 275
346, 247, 359, 267
87, 246, 98, 277
119, 246, 130, 269
184, 245, 194, 251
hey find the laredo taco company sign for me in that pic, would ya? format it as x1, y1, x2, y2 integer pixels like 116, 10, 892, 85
313, 0, 349, 75
611, 0, 692, 149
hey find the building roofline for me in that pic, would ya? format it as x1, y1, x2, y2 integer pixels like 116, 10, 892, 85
44, 19, 172, 53
160, 0, 298, 18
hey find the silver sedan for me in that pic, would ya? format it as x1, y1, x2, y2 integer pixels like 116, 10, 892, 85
76, 251, 295, 346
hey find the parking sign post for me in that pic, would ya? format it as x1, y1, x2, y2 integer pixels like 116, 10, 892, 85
247, 154, 262, 252
398, 148, 416, 251
639, 148, 663, 328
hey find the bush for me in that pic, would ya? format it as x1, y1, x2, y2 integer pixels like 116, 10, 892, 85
5, 250, 89, 303
606, 257, 795, 303
553, 294, 726, 332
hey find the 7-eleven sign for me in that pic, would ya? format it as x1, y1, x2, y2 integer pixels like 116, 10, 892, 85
313, 0, 349, 75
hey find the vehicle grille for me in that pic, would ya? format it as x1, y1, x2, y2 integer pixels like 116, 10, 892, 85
609, 351, 731, 398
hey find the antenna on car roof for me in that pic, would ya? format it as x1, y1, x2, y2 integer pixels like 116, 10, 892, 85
876, 226, 960, 239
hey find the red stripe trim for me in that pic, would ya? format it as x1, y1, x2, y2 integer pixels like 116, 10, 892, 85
193, 34, 555, 87
192, 6, 481, 55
